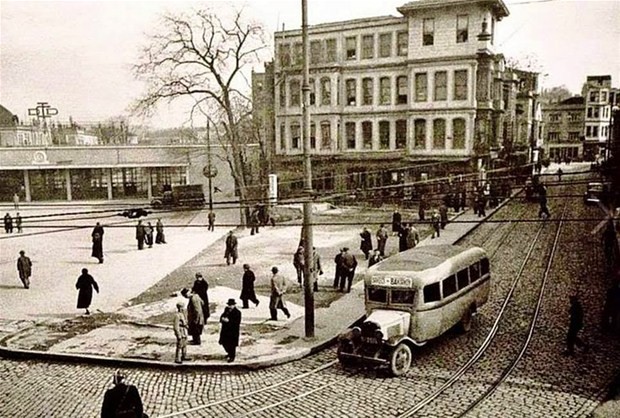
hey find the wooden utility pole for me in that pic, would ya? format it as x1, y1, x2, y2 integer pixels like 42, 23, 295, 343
301, 0, 314, 338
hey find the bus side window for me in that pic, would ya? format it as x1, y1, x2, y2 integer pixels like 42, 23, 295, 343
470, 262, 480, 282
442, 275, 457, 298
457, 268, 469, 289
480, 258, 490, 275
423, 282, 441, 303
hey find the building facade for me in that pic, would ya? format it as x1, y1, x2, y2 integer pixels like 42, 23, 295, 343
253, 0, 544, 198
542, 96, 585, 162
581, 75, 620, 161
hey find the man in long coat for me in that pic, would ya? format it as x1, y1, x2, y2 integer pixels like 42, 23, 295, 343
293, 246, 305, 286
391, 210, 402, 233
269, 266, 291, 321
135, 220, 146, 250
208, 211, 216, 231
76, 268, 99, 315
192, 273, 210, 322
155, 218, 166, 244
398, 223, 410, 252
181, 288, 205, 345
101, 371, 144, 418
173, 301, 189, 364
4, 213, 13, 233
406, 224, 420, 249
376, 224, 388, 257
91, 222, 104, 263
145, 222, 154, 248
360, 227, 372, 260
224, 231, 238, 265
333, 248, 344, 289
17, 250, 32, 289
219, 298, 242, 362
240, 264, 259, 309
340, 248, 357, 293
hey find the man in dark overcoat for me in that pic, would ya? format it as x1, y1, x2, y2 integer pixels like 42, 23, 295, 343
333, 248, 344, 289
224, 231, 238, 265
391, 210, 402, 233
91, 222, 104, 263
181, 288, 205, 345
145, 222, 154, 248
208, 211, 216, 231
76, 268, 99, 315
15, 212, 22, 233
192, 273, 210, 321
219, 298, 242, 362
360, 227, 372, 260
4, 212, 13, 233
101, 371, 144, 418
564, 295, 588, 356
376, 224, 388, 257
240, 264, 259, 309
293, 245, 305, 286
17, 250, 32, 289
398, 223, 410, 252
155, 218, 166, 244
340, 248, 357, 293
135, 220, 146, 250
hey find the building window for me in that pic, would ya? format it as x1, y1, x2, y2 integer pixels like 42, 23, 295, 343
397, 76, 408, 104
434, 71, 447, 101
280, 124, 286, 150
568, 112, 581, 121
279, 83, 286, 108
325, 39, 337, 62
414, 119, 426, 149
397, 31, 408, 56
601, 91, 608, 102
453, 118, 466, 149
279, 43, 291, 67
310, 123, 317, 149
395, 120, 407, 149
321, 121, 331, 149
415, 73, 428, 102
346, 36, 357, 60
291, 123, 301, 149
454, 70, 468, 100
346, 122, 356, 149
362, 121, 373, 149
380, 77, 391, 105
290, 79, 301, 107
586, 126, 592, 137
309, 78, 316, 105
456, 15, 469, 43
593, 107, 600, 118
293, 42, 302, 66
433, 119, 446, 149
548, 132, 559, 142
589, 91, 599, 102
593, 126, 599, 136
423, 18, 434, 46
321, 77, 331, 106
568, 131, 580, 141
379, 33, 392, 58
362, 78, 373, 105
379, 121, 390, 150
362, 35, 374, 59
310, 40, 322, 65
346, 79, 357, 106
550, 113, 561, 121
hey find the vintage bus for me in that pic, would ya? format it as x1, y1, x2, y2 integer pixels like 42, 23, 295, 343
337, 244, 490, 376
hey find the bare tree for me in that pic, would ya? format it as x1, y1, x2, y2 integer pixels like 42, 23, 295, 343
132, 7, 268, 222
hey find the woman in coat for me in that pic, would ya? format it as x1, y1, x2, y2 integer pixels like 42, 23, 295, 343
91, 222, 104, 263
219, 298, 242, 362
76, 268, 99, 315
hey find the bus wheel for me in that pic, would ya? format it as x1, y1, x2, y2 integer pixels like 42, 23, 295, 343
459, 307, 473, 333
389, 343, 412, 376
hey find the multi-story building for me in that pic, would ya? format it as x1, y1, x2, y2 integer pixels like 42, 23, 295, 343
253, 0, 545, 198
542, 96, 585, 162
582, 75, 619, 161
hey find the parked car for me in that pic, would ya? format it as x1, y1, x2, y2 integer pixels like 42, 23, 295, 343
583, 182, 607, 205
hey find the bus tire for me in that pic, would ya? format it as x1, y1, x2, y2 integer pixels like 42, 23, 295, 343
459, 306, 474, 333
389, 343, 412, 376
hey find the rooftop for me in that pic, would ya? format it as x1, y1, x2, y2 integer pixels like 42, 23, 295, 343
398, 0, 510, 18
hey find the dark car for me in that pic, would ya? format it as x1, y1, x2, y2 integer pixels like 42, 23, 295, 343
583, 182, 606, 205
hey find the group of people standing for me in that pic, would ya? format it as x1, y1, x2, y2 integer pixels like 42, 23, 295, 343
3, 212, 22, 234
135, 219, 166, 250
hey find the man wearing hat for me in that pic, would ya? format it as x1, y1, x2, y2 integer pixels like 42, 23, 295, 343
173, 300, 189, 364
219, 298, 242, 362
340, 247, 357, 293
16, 250, 32, 289
181, 287, 205, 345
101, 370, 145, 418
269, 266, 291, 321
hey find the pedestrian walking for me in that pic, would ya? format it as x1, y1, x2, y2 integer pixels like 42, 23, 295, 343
312, 247, 323, 292
91, 222, 104, 264
360, 227, 372, 260
192, 273, 211, 322
250, 208, 260, 235
135, 220, 146, 250
219, 298, 242, 362
340, 248, 357, 293
475, 190, 486, 217
333, 248, 345, 290
240, 264, 259, 308
155, 218, 166, 244
538, 184, 550, 219
181, 288, 205, 345
368, 249, 383, 267
269, 266, 291, 321
431, 210, 441, 238
293, 245, 305, 286
207, 211, 216, 231
406, 224, 420, 249
13, 193, 20, 210
15, 212, 22, 233
145, 222, 154, 248
76, 268, 99, 315
17, 250, 32, 289
391, 210, 402, 233
100, 370, 145, 418
418, 194, 427, 221
173, 301, 189, 364
376, 224, 388, 257
439, 204, 448, 229
398, 223, 409, 252
4, 212, 13, 233
224, 231, 238, 265
563, 295, 588, 356
557, 167, 563, 182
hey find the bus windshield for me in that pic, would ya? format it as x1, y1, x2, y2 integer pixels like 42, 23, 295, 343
368, 287, 387, 303
391, 289, 415, 305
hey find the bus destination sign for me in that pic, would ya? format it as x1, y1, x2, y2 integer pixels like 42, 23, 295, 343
370, 276, 413, 287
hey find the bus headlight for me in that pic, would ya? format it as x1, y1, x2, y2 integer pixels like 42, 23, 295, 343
374, 329, 384, 341
352, 327, 362, 339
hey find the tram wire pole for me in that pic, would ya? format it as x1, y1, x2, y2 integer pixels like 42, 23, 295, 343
301, 0, 315, 338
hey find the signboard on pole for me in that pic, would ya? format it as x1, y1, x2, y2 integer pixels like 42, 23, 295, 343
268, 174, 278, 204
